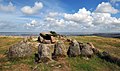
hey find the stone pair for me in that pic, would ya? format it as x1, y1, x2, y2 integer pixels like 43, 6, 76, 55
36, 41, 67, 63
67, 40, 97, 57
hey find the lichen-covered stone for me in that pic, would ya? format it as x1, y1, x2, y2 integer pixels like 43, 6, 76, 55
53, 41, 67, 58
38, 43, 52, 62
7, 41, 33, 59
67, 40, 81, 57
81, 44, 94, 58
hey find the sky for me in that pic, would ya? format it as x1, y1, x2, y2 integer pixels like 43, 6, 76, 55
0, 0, 120, 33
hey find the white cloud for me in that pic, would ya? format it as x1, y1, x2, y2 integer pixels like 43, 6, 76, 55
64, 8, 94, 27
91, 12, 120, 32
0, 2, 15, 12
21, 2, 43, 15
25, 20, 38, 28
45, 17, 65, 28
95, 2, 119, 14
92, 13, 112, 25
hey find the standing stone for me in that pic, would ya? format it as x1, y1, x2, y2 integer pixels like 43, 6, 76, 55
81, 44, 94, 58
67, 40, 81, 57
52, 41, 67, 59
38, 43, 52, 62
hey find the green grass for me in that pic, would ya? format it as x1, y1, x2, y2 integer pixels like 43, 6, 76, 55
68, 56, 120, 71
0, 37, 22, 54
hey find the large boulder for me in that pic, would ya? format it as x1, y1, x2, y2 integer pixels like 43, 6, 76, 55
40, 32, 52, 40
39, 32, 56, 44
52, 41, 67, 59
81, 44, 94, 58
7, 41, 33, 59
38, 43, 52, 62
67, 40, 81, 57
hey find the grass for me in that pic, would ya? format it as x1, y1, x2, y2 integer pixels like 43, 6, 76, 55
0, 36, 120, 71
68, 56, 120, 71
0, 37, 22, 54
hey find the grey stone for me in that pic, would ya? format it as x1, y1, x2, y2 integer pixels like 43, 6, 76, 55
67, 40, 81, 57
53, 41, 67, 58
81, 44, 94, 57
7, 41, 33, 59
38, 43, 52, 62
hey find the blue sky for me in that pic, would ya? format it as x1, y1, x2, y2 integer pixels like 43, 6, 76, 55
0, 0, 120, 32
